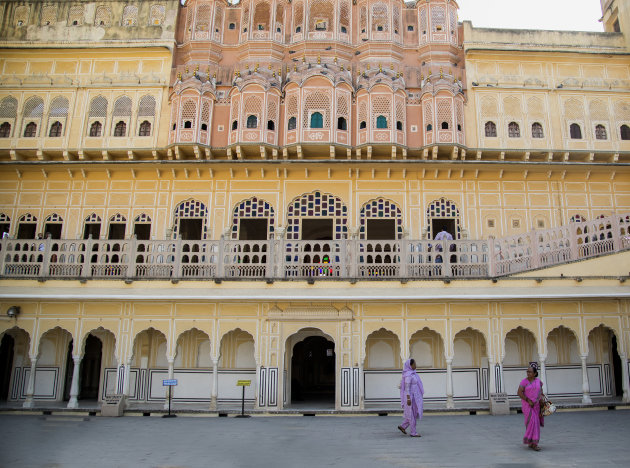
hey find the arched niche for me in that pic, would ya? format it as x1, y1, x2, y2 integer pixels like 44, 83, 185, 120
174, 328, 211, 368
503, 327, 537, 367
453, 328, 487, 368
365, 328, 401, 369
409, 328, 445, 368
131, 328, 168, 368
546, 326, 580, 365
219, 329, 255, 369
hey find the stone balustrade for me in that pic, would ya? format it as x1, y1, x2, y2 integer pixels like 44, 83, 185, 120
1, 213, 629, 281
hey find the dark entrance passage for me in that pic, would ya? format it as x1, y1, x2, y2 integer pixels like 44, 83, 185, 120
43, 223, 62, 239
63, 340, 74, 401
239, 218, 268, 240
367, 219, 396, 240
301, 219, 333, 240
0, 334, 15, 401
80, 334, 102, 400
17, 223, 37, 239
179, 219, 203, 240
291, 336, 335, 404
431, 218, 455, 239
612, 335, 623, 397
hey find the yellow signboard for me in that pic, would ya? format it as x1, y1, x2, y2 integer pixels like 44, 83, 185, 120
237, 380, 251, 387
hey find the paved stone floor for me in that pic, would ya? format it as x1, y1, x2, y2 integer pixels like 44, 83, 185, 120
0, 409, 629, 467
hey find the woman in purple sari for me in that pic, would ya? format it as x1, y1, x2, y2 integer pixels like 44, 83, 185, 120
517, 362, 545, 451
397, 359, 424, 437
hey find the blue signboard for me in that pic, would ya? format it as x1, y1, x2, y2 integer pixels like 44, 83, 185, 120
162, 379, 178, 386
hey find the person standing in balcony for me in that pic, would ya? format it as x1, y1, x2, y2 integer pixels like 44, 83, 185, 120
397, 359, 424, 437
517, 363, 545, 451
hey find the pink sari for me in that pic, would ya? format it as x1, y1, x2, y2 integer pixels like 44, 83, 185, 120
520, 377, 544, 445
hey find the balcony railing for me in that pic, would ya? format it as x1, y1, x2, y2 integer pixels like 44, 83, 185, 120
1, 214, 629, 281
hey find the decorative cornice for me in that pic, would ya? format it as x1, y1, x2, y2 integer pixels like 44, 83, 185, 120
268, 306, 353, 321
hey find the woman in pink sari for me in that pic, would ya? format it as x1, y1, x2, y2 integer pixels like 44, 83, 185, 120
397, 359, 424, 437
517, 362, 545, 451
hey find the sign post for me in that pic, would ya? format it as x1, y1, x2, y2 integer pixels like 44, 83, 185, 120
162, 379, 178, 418
236, 380, 251, 418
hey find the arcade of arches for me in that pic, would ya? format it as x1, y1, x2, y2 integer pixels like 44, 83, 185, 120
1, 299, 629, 411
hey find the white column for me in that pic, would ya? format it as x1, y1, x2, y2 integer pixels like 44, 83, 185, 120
23, 354, 38, 408
358, 360, 365, 410
122, 359, 132, 398
164, 358, 174, 410
210, 358, 218, 410
277, 352, 285, 410
580, 354, 592, 404
488, 358, 496, 394
538, 355, 547, 391
446, 358, 454, 409
498, 361, 505, 394
620, 354, 629, 403
67, 355, 83, 409
255, 364, 261, 409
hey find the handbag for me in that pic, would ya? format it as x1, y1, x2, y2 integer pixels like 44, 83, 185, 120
540, 394, 556, 416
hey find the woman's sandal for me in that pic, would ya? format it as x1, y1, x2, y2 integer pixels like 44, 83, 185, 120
397, 425, 407, 435
531, 445, 541, 451
410, 434, 421, 437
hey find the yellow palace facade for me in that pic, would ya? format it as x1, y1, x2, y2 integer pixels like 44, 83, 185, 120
0, 0, 629, 412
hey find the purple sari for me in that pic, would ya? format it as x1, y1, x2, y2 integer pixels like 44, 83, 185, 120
520, 377, 544, 445
399, 360, 424, 435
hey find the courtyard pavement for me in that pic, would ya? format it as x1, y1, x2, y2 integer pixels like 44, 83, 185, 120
0, 409, 629, 467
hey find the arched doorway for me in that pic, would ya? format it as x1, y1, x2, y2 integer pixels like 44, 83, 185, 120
0, 334, 15, 401
588, 325, 623, 398
79, 334, 102, 400
291, 336, 335, 405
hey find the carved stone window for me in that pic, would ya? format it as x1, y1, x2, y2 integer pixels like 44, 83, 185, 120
15, 5, 30, 27
41, 4, 57, 26
89, 121, 102, 137
485, 121, 497, 137
595, 124, 607, 140
531, 122, 544, 139
94, 6, 112, 27
508, 122, 520, 138
48, 121, 62, 137
150, 5, 165, 26
123, 6, 138, 27
570, 123, 582, 139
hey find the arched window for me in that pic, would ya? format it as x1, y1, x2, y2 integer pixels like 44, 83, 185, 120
267, 120, 275, 131
89, 121, 102, 137
113, 121, 126, 137
621, 125, 630, 140
337, 117, 347, 130
183, 121, 192, 129
310, 112, 323, 129
288, 116, 296, 130
484, 121, 497, 137
426, 124, 432, 131
441, 121, 449, 130
531, 122, 544, 139
246, 115, 258, 128
570, 123, 582, 139
508, 122, 520, 138
0, 122, 11, 138
48, 121, 62, 137
23, 122, 37, 137
139, 120, 151, 136
595, 124, 607, 140
396, 121, 403, 131
231, 120, 238, 131
360, 121, 367, 129
376, 115, 387, 129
